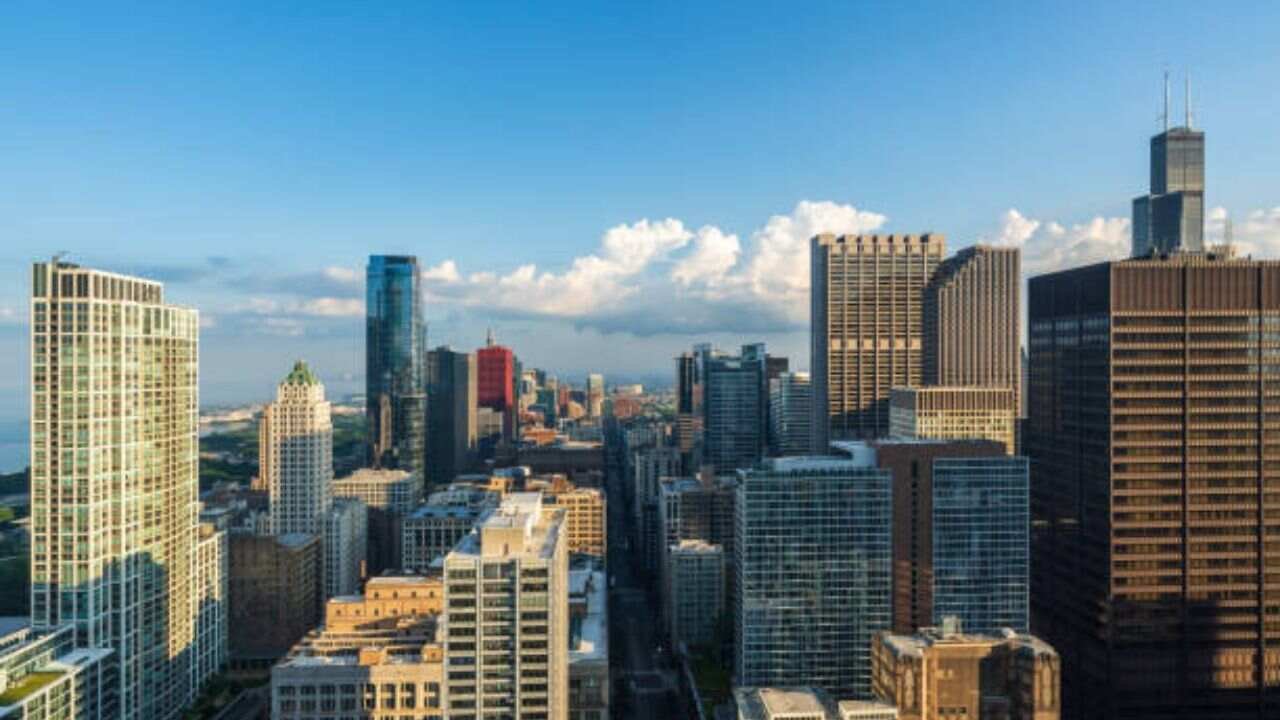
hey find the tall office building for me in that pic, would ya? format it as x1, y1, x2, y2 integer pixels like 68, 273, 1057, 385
769, 371, 812, 456
923, 245, 1021, 415
262, 360, 333, 536
665, 539, 725, 651
29, 261, 224, 719
427, 346, 478, 489
811, 234, 945, 447
442, 493, 569, 719
227, 533, 321, 667
702, 344, 768, 474
735, 456, 892, 699
1029, 254, 1280, 719
863, 439, 1026, 635
332, 468, 416, 575
1132, 80, 1205, 256
322, 498, 367, 600
675, 352, 700, 473
477, 329, 516, 442
888, 386, 1017, 455
366, 255, 427, 482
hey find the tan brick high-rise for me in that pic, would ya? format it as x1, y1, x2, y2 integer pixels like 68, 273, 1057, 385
924, 244, 1021, 416
1029, 254, 1280, 719
811, 234, 944, 448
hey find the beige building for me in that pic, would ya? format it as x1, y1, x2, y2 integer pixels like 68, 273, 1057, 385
333, 468, 417, 574
734, 687, 898, 720
811, 234, 945, 446
272, 576, 447, 719
530, 475, 607, 557
923, 245, 1021, 416
443, 493, 569, 719
888, 386, 1017, 454
871, 622, 1059, 720
261, 360, 333, 536
29, 261, 224, 719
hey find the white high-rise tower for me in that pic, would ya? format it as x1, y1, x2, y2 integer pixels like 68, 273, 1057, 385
262, 360, 334, 535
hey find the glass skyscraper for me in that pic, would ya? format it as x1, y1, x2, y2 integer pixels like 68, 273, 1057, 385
701, 343, 767, 474
1132, 122, 1205, 256
365, 255, 426, 484
734, 456, 891, 699
931, 456, 1030, 633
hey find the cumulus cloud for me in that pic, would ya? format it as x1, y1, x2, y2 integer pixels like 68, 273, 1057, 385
986, 209, 1129, 275
226, 265, 363, 298
421, 201, 887, 335
1208, 206, 1280, 257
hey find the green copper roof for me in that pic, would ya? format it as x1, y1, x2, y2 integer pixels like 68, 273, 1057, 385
284, 360, 320, 386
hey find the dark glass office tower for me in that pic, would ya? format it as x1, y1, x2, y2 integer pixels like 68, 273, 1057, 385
702, 343, 768, 474
1133, 125, 1205, 256
427, 346, 477, 490
366, 255, 426, 484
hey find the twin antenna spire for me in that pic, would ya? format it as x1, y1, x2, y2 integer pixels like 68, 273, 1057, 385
1162, 69, 1194, 131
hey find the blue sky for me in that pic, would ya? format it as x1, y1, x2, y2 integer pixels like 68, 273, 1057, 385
2, 1, 1279, 437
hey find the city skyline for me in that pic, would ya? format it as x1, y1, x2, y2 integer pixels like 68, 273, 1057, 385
3, 4, 1280, 427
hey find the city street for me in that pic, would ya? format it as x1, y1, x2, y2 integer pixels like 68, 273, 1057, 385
606, 457, 686, 720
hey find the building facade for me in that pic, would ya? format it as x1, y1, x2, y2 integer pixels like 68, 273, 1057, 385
569, 567, 608, 720
262, 360, 333, 536
0, 623, 116, 720
532, 477, 607, 558
227, 533, 321, 667
665, 539, 724, 651
1029, 255, 1280, 719
442, 493, 569, 719
427, 346, 478, 490
401, 504, 487, 571
366, 255, 427, 482
769, 371, 812, 457
735, 457, 892, 699
923, 244, 1021, 416
29, 261, 222, 719
323, 499, 368, 600
477, 331, 516, 442
888, 386, 1017, 455
870, 623, 1059, 720
811, 234, 945, 447
702, 344, 768, 475
333, 468, 416, 575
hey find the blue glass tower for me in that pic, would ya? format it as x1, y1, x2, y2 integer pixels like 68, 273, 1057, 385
932, 455, 1030, 633
366, 255, 427, 485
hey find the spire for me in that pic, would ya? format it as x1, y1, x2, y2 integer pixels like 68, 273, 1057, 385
1163, 69, 1170, 132
1185, 71, 1193, 129
486, 327, 496, 347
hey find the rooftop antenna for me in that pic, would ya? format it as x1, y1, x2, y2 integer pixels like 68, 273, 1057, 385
1185, 71, 1193, 129
1163, 69, 1170, 131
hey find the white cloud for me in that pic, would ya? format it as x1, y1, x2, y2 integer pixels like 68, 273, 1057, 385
671, 227, 740, 287
238, 296, 365, 319
1208, 205, 1280, 257
321, 266, 362, 284
986, 209, 1129, 275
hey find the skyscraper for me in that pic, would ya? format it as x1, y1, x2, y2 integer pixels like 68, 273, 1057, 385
888, 386, 1017, 455
768, 371, 812, 457
735, 455, 892, 699
29, 260, 224, 719
1132, 79, 1205, 256
477, 328, 515, 443
262, 360, 333, 536
427, 346, 478, 489
1029, 254, 1280, 719
702, 344, 768, 474
811, 234, 945, 447
366, 255, 427, 482
923, 244, 1021, 416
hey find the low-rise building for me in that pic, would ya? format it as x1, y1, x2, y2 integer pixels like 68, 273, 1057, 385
0, 622, 116, 720
271, 576, 446, 720
870, 621, 1059, 720
734, 686, 898, 720
530, 476, 607, 558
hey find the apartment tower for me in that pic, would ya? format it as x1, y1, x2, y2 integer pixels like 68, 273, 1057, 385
811, 234, 944, 447
442, 493, 569, 719
1029, 255, 1280, 719
29, 261, 223, 719
262, 360, 333, 535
